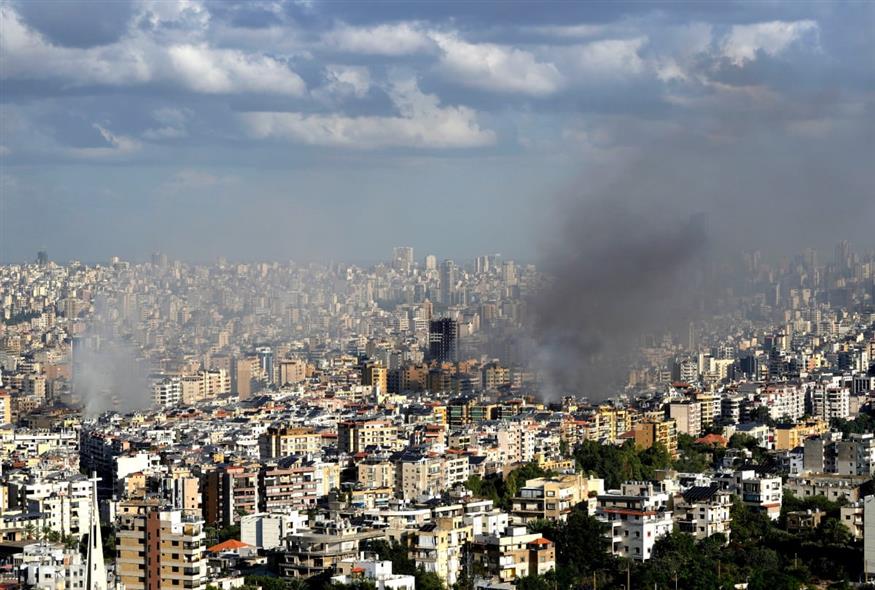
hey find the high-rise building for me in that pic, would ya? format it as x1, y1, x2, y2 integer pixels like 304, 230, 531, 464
234, 356, 260, 399
439, 260, 457, 304
116, 500, 207, 590
501, 260, 517, 287
425, 255, 437, 271
256, 347, 274, 385
835, 240, 851, 273
429, 318, 458, 363
361, 362, 388, 395
202, 464, 260, 526
393, 246, 414, 274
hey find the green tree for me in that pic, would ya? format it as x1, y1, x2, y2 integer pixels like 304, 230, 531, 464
639, 442, 673, 479
573, 440, 645, 489
529, 505, 616, 580
414, 570, 444, 590
361, 539, 415, 575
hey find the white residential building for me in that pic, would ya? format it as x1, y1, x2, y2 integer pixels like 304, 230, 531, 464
716, 470, 782, 520
596, 482, 673, 561
672, 485, 732, 541
332, 555, 415, 590
15, 543, 87, 590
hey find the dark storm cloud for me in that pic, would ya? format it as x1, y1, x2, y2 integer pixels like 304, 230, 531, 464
14, 0, 135, 48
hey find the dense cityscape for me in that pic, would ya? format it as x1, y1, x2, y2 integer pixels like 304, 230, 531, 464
0, 241, 872, 589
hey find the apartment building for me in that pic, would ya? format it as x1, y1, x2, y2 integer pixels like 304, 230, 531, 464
258, 459, 342, 514
469, 526, 556, 584
16, 543, 86, 589
258, 426, 322, 460
510, 474, 604, 523
357, 460, 396, 490
332, 556, 416, 590
672, 485, 732, 540
202, 464, 259, 527
774, 418, 829, 451
394, 452, 445, 501
338, 420, 400, 454
785, 473, 870, 503
596, 482, 673, 561
241, 512, 307, 550
716, 470, 782, 520
633, 418, 678, 459
809, 386, 850, 420
116, 500, 207, 590
666, 401, 702, 437
278, 520, 383, 579
414, 516, 473, 586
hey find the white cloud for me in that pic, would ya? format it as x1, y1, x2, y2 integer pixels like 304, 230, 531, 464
431, 33, 564, 96
0, 5, 305, 96
324, 22, 434, 56
651, 23, 714, 82
241, 78, 495, 149
166, 44, 305, 95
721, 20, 819, 65
136, 0, 211, 35
0, 6, 153, 85
567, 37, 648, 77
321, 65, 372, 99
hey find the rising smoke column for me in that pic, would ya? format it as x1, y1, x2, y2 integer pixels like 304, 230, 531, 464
529, 193, 708, 400
73, 294, 152, 415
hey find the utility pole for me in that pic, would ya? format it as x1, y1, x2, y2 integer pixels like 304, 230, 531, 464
627, 561, 631, 590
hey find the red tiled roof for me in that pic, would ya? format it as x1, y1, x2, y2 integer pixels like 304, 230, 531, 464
207, 539, 251, 553
695, 434, 728, 447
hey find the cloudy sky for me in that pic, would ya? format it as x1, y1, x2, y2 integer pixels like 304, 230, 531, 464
1, 0, 873, 263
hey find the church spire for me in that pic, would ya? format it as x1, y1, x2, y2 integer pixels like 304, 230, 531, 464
85, 472, 108, 590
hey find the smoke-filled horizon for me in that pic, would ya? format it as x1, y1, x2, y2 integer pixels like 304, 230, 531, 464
526, 94, 875, 399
